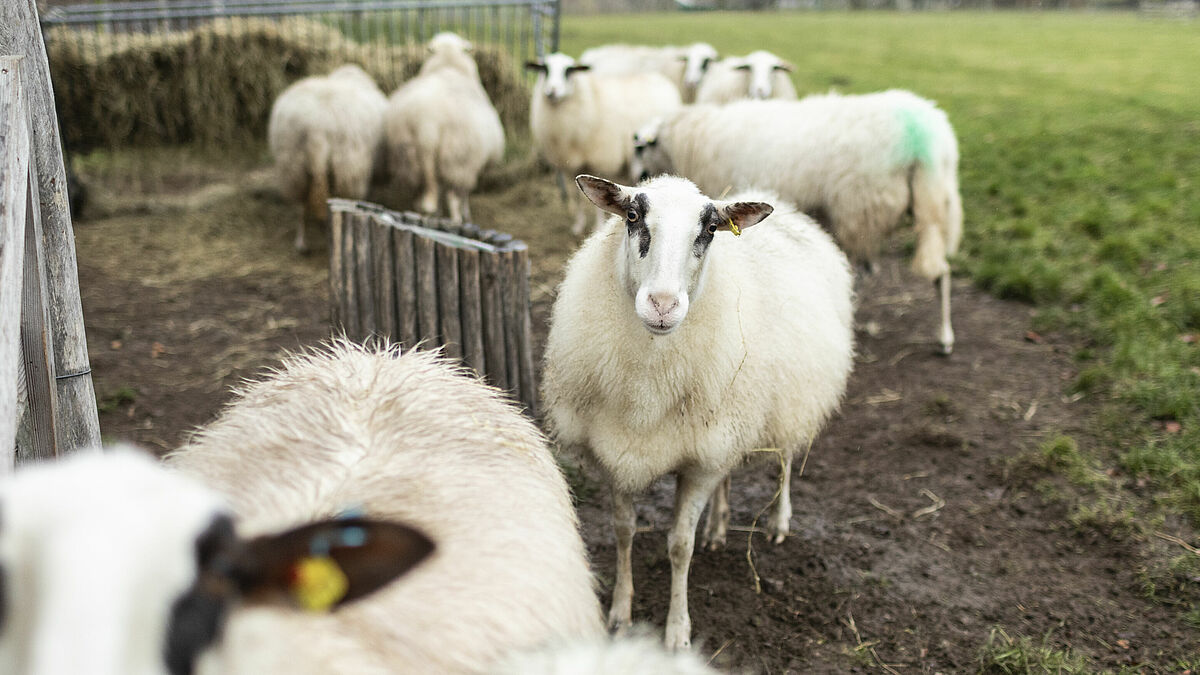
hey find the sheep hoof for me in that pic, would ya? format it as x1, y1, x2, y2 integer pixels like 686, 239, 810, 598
606, 614, 632, 634
768, 518, 789, 544
702, 534, 726, 551
938, 331, 954, 356
663, 625, 691, 651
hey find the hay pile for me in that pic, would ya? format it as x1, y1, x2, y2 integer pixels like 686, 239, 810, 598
48, 17, 530, 152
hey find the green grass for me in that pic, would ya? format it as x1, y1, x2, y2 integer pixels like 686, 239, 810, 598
563, 11, 1200, 524
977, 627, 1088, 674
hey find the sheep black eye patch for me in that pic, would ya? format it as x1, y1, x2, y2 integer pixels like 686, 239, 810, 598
626, 193, 650, 258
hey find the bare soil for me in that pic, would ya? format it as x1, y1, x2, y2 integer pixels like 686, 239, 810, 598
74, 157, 1198, 673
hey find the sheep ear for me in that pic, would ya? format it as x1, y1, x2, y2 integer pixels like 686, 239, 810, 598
230, 518, 434, 612
524, 61, 547, 74
715, 201, 773, 233
774, 60, 795, 72
576, 174, 632, 216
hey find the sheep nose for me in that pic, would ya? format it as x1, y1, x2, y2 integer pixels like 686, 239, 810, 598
638, 171, 650, 182
649, 293, 679, 315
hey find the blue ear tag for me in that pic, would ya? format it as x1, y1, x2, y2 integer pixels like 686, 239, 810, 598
339, 526, 368, 548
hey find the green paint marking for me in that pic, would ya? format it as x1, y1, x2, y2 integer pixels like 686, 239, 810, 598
897, 106, 934, 169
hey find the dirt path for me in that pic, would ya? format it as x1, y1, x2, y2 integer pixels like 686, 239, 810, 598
75, 167, 1196, 672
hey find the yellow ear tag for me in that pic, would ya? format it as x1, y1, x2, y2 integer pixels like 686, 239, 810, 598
728, 217, 741, 236
291, 556, 349, 612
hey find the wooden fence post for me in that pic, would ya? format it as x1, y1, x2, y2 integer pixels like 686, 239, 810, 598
1, 0, 101, 454
0, 57, 29, 470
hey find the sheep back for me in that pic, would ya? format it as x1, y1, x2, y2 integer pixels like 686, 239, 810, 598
169, 342, 602, 675
385, 69, 505, 191
267, 66, 387, 204
578, 44, 688, 93
543, 194, 854, 494
658, 90, 960, 270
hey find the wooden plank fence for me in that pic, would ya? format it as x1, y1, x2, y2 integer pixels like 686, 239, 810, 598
329, 200, 538, 416
1, 0, 103, 471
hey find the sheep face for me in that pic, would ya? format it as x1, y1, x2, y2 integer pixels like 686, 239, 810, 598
679, 42, 719, 91
630, 119, 671, 183
576, 174, 772, 336
525, 53, 590, 104
0, 451, 432, 675
733, 51, 794, 100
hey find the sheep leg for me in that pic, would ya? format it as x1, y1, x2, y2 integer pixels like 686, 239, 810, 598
664, 469, 724, 650
767, 452, 794, 544
608, 487, 636, 633
298, 171, 328, 255
417, 153, 439, 215
446, 191, 465, 224
938, 271, 954, 355
700, 474, 731, 551
459, 191, 472, 224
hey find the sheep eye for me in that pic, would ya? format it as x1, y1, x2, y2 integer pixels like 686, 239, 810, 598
626, 209, 639, 223
707, 224, 718, 234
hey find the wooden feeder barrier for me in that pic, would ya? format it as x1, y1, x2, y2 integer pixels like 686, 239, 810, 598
328, 200, 538, 416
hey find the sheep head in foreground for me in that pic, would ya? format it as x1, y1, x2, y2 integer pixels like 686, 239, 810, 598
545, 175, 854, 650
0, 450, 433, 675
576, 174, 772, 334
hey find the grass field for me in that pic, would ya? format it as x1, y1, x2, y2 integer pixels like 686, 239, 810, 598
561, 11, 1200, 527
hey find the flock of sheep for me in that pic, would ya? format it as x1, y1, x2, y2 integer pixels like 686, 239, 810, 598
0, 29, 968, 675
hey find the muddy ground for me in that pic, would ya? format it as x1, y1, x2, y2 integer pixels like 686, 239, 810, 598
74, 154, 1197, 672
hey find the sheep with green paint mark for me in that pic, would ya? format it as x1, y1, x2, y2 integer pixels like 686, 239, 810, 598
631, 89, 963, 354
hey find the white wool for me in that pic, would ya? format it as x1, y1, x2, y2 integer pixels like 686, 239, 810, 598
529, 52, 682, 235
633, 90, 964, 352
385, 32, 505, 223
544, 177, 854, 493
0, 344, 602, 675
693, 51, 797, 104
578, 42, 718, 103
489, 633, 720, 675
267, 64, 387, 252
